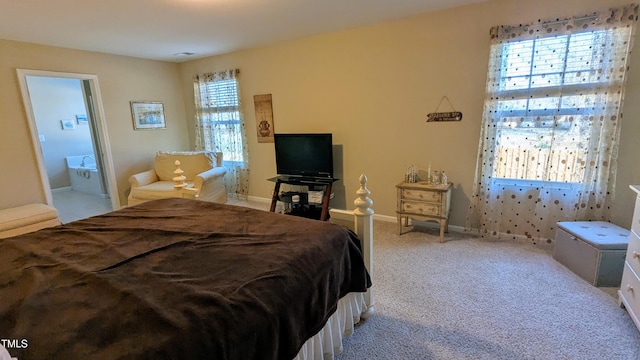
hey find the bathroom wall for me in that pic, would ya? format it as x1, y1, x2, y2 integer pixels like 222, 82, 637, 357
27, 76, 94, 189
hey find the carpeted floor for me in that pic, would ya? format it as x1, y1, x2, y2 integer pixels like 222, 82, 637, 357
335, 221, 640, 360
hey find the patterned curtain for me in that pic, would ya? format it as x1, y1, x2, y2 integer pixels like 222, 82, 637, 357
467, 4, 637, 243
193, 69, 250, 198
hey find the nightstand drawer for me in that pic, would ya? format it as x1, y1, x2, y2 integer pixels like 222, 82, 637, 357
620, 263, 640, 322
401, 201, 442, 217
622, 185, 640, 332
402, 189, 440, 202
627, 230, 640, 275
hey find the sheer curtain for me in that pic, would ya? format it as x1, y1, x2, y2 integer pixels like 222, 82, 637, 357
466, 5, 637, 243
193, 69, 250, 198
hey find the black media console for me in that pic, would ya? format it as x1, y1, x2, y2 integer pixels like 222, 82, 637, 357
268, 176, 338, 221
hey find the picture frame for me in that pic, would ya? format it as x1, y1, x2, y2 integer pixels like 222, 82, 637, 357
60, 119, 75, 130
130, 101, 166, 130
254, 94, 274, 143
76, 114, 88, 125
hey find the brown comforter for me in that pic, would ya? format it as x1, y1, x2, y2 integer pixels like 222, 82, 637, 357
0, 198, 371, 360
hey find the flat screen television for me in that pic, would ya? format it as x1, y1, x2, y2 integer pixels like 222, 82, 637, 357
274, 133, 333, 179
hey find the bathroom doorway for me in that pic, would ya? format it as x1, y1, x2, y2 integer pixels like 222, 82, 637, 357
17, 69, 119, 223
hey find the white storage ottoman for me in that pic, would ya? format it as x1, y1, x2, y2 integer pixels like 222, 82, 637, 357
554, 221, 629, 287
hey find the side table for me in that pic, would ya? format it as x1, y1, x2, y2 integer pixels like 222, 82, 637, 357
396, 181, 452, 242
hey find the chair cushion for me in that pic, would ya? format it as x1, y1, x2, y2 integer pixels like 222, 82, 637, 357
154, 151, 215, 181
129, 181, 195, 201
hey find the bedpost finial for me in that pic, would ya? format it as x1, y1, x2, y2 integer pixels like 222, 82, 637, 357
354, 173, 374, 216
359, 174, 367, 186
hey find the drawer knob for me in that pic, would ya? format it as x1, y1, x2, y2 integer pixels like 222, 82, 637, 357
633, 251, 640, 259
627, 284, 635, 293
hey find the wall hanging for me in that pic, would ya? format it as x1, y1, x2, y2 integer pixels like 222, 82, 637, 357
427, 96, 462, 122
60, 119, 75, 130
130, 101, 166, 130
254, 94, 275, 143
76, 114, 88, 125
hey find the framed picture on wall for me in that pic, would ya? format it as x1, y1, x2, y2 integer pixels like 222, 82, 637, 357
76, 114, 88, 125
130, 101, 166, 130
254, 94, 274, 143
60, 119, 75, 130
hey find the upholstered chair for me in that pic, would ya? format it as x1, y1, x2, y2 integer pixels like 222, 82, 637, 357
128, 151, 227, 206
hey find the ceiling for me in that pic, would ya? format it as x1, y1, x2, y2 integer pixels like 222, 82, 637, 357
0, 0, 485, 62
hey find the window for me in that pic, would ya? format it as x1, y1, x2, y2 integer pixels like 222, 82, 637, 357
195, 77, 245, 163
193, 69, 250, 197
468, 5, 637, 242
488, 26, 633, 183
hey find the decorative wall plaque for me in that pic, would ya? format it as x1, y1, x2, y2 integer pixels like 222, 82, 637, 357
254, 94, 274, 143
427, 96, 462, 122
427, 111, 463, 122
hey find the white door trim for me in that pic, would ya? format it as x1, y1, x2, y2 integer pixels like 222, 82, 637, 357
16, 69, 121, 210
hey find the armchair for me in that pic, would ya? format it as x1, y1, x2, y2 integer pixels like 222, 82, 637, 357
128, 151, 227, 206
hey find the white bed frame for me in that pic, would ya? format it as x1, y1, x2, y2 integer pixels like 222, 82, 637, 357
294, 174, 374, 359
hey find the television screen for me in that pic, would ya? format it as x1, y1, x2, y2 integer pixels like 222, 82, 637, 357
274, 133, 333, 178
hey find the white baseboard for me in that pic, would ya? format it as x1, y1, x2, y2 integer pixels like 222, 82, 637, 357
246, 195, 272, 204
373, 213, 396, 223
51, 186, 72, 193
408, 219, 467, 233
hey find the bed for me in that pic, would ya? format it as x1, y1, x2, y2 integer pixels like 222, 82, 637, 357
0, 175, 374, 360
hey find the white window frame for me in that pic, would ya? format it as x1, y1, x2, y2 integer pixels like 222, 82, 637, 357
489, 28, 625, 184
195, 79, 245, 163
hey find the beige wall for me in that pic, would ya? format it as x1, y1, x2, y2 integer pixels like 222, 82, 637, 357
178, 0, 640, 229
0, 39, 189, 208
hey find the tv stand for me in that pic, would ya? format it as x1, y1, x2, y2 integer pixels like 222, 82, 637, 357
268, 176, 338, 221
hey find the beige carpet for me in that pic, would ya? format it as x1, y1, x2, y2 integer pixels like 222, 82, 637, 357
335, 221, 640, 360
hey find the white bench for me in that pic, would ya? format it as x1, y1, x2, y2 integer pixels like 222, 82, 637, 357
0, 204, 61, 239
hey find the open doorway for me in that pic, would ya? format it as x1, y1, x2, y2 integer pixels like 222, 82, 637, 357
17, 69, 120, 223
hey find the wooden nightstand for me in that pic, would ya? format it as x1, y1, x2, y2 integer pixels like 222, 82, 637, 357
396, 181, 452, 242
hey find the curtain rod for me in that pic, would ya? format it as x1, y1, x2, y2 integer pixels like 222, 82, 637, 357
540, 13, 598, 26
492, 13, 600, 34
